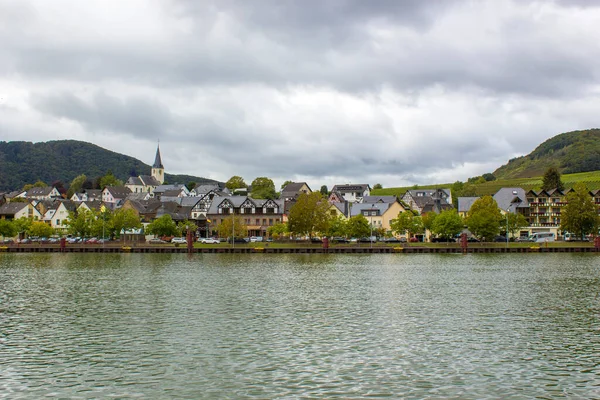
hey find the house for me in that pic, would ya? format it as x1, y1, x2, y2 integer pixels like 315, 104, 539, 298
280, 182, 312, 201
206, 196, 284, 238
523, 188, 572, 237
457, 197, 480, 218
401, 188, 452, 214
25, 186, 61, 200
330, 184, 371, 203
78, 200, 106, 214
0, 202, 43, 221
125, 175, 162, 194
191, 184, 229, 197
329, 201, 350, 219
350, 198, 407, 234
70, 189, 103, 202
44, 201, 78, 230
152, 184, 189, 200
122, 199, 163, 223
102, 186, 132, 204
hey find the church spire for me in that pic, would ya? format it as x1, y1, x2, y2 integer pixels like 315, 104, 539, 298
153, 143, 164, 169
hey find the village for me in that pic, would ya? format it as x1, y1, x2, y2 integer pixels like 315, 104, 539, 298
1, 144, 599, 244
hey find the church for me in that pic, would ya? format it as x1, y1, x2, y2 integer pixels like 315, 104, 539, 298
125, 145, 165, 194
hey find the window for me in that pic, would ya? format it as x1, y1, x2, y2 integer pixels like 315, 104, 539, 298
371, 211, 377, 216
256, 219, 260, 225
269, 219, 273, 226
363, 211, 369, 216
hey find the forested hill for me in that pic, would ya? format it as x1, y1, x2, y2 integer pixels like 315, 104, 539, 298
0, 140, 219, 191
493, 129, 600, 179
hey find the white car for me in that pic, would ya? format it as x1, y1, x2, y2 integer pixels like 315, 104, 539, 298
199, 237, 220, 244
171, 237, 188, 244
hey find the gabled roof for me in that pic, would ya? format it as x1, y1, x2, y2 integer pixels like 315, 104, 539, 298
493, 188, 530, 212
207, 196, 284, 214
457, 197, 480, 213
350, 202, 390, 217
362, 195, 397, 204
330, 201, 349, 216
139, 175, 161, 186
0, 202, 29, 215
26, 186, 56, 197
126, 176, 143, 186
104, 186, 132, 198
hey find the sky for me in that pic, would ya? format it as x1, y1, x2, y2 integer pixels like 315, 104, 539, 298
1, 0, 599, 190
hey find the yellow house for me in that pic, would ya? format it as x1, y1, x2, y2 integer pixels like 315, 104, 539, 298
350, 199, 407, 233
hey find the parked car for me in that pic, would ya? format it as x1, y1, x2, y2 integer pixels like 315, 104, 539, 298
409, 237, 419, 243
85, 238, 99, 244
97, 238, 111, 244
431, 237, 454, 243
199, 237, 220, 244
227, 237, 248, 244
493, 235, 507, 242
359, 237, 376, 243
332, 237, 349, 243
171, 237, 187, 244
249, 236, 263, 242
67, 237, 82, 244
19, 238, 31, 244
160, 236, 174, 243
2, 239, 15, 244
148, 238, 167, 244
384, 237, 402, 243
48, 238, 60, 244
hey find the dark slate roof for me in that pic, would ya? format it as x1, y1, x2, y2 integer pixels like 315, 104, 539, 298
84, 189, 102, 199
140, 175, 161, 186
26, 187, 55, 197
457, 197, 480, 213
362, 195, 397, 204
105, 186, 132, 198
350, 202, 390, 217
153, 145, 164, 169
0, 202, 29, 215
493, 188, 530, 212
331, 201, 349, 216
126, 176, 143, 185
331, 184, 370, 193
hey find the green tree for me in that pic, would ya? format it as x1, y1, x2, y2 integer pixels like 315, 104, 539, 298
250, 177, 276, 199
89, 210, 113, 238
33, 180, 48, 188
320, 185, 328, 195
430, 209, 463, 240
66, 210, 93, 237
267, 222, 289, 239
146, 215, 178, 237
482, 173, 496, 182
466, 196, 502, 241
542, 167, 564, 191
225, 176, 248, 190
288, 192, 331, 237
111, 209, 142, 238
186, 181, 197, 191
505, 212, 529, 238
373, 183, 383, 190
0, 219, 17, 239
346, 215, 371, 239
99, 171, 123, 188
67, 174, 87, 198
326, 215, 348, 238
217, 215, 248, 239
28, 221, 54, 238
13, 217, 33, 236
560, 183, 600, 239
421, 211, 437, 232
176, 220, 197, 237
391, 211, 424, 238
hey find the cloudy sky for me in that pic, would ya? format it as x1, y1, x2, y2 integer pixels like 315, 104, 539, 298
1, 0, 599, 189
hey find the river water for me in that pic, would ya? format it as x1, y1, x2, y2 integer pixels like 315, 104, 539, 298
1, 253, 599, 398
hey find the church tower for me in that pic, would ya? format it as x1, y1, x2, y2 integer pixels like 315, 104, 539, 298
151, 144, 165, 184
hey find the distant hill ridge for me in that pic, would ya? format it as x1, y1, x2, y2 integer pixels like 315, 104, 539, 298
493, 129, 600, 179
0, 140, 219, 191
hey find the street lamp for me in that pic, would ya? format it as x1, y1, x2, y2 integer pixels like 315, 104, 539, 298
370, 204, 374, 248
506, 207, 510, 248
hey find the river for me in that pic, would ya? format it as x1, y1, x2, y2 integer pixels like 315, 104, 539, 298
1, 253, 599, 398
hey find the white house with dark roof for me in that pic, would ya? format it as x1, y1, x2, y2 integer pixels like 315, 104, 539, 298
25, 186, 61, 200
102, 186, 132, 204
0, 202, 43, 221
330, 184, 371, 203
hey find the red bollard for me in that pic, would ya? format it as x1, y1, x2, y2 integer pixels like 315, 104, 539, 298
594, 236, 600, 250
60, 237, 66, 253
186, 228, 193, 253
322, 237, 329, 251
460, 233, 468, 254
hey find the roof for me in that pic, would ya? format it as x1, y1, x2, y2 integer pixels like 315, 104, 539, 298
139, 175, 161, 186
330, 201, 349, 216
153, 145, 164, 169
493, 188, 530, 212
331, 184, 371, 193
457, 197, 480, 213
0, 202, 29, 215
26, 187, 56, 197
104, 186, 132, 198
206, 196, 284, 214
362, 195, 397, 204
280, 182, 312, 199
350, 202, 390, 217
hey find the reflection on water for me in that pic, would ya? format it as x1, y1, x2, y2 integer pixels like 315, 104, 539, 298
1, 253, 599, 398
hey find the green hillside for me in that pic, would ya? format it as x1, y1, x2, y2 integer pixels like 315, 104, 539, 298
372, 171, 600, 198
0, 140, 219, 191
493, 129, 600, 179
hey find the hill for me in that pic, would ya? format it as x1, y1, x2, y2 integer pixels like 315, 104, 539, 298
493, 129, 600, 179
0, 140, 219, 191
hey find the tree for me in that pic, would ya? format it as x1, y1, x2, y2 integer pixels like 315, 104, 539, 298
505, 212, 529, 238
33, 180, 48, 188
267, 222, 289, 239
111, 209, 142, 238
373, 183, 383, 190
0, 219, 17, 239
542, 167, 564, 191
346, 215, 371, 239
421, 212, 437, 232
13, 217, 33, 236
146, 215, 178, 237
186, 181, 197, 191
430, 209, 463, 240
326, 215, 348, 238
217, 215, 248, 239
466, 196, 502, 241
176, 220, 197, 237
391, 211, 424, 238
65, 211, 93, 237
28, 221, 54, 238
225, 176, 247, 190
560, 183, 600, 239
99, 171, 123, 188
250, 177, 276, 199
89, 210, 113, 238
281, 180, 293, 190
320, 185, 328, 195
288, 192, 331, 237
482, 173, 496, 182
67, 174, 87, 198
